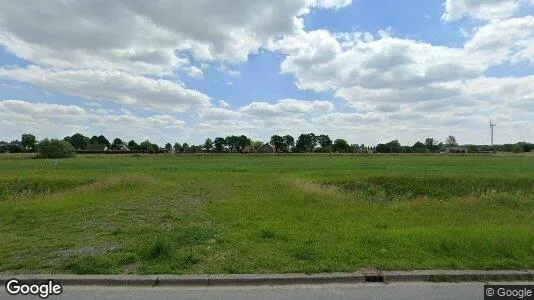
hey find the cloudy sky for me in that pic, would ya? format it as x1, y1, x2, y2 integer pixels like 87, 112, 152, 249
1, 0, 533, 146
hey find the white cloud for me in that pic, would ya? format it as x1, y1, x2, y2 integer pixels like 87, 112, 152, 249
465, 16, 534, 64
268, 20, 534, 144
309, 0, 353, 9
0, 0, 352, 75
228, 70, 241, 77
0, 0, 532, 146
219, 65, 241, 77
274, 29, 483, 94
442, 0, 524, 21
198, 107, 241, 121
463, 75, 534, 111
184, 66, 204, 78
218, 100, 231, 109
0, 100, 186, 144
239, 99, 334, 117
313, 112, 383, 126
0, 66, 212, 112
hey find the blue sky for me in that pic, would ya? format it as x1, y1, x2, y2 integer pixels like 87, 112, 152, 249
0, 0, 533, 145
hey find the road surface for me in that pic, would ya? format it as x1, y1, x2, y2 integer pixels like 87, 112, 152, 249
2, 281, 532, 300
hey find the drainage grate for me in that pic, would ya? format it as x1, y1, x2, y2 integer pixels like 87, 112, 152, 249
361, 268, 384, 282
365, 275, 384, 282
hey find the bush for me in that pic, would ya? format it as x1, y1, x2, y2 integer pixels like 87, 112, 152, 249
37, 139, 76, 159
512, 144, 524, 153
467, 145, 479, 153
0, 144, 22, 153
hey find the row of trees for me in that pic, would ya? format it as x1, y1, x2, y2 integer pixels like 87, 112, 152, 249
376, 136, 458, 153
2, 133, 533, 155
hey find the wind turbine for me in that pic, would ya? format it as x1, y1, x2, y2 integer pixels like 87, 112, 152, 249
490, 121, 496, 146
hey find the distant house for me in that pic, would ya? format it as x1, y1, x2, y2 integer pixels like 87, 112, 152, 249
86, 144, 108, 151
260, 143, 276, 153
116, 144, 129, 151
165, 147, 175, 154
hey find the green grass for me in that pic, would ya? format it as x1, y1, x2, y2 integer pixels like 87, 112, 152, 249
0, 154, 533, 275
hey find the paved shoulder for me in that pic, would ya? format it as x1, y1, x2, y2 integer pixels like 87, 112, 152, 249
3, 282, 532, 300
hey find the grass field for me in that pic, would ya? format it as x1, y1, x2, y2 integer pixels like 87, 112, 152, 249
0, 154, 533, 275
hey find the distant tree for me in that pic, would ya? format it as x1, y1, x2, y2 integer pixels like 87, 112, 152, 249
315, 134, 332, 153
283, 135, 295, 152
295, 133, 317, 153
139, 140, 155, 153
314, 146, 330, 153
401, 146, 414, 153
388, 140, 402, 153
4, 142, 22, 153
188, 145, 202, 153
270, 135, 284, 153
37, 139, 76, 159
128, 140, 140, 150
203, 138, 214, 152
225, 136, 239, 152
413, 141, 426, 153
332, 139, 352, 153
97, 135, 110, 146
238, 135, 251, 152
0, 142, 7, 153
63, 136, 72, 145
317, 134, 333, 148
214, 137, 225, 152
70, 133, 90, 150
182, 143, 190, 153
424, 138, 438, 152
376, 140, 402, 153
21, 133, 37, 152
151, 143, 160, 153
113, 138, 123, 145
516, 142, 533, 152
251, 141, 263, 153
413, 141, 424, 149
467, 145, 479, 153
512, 144, 524, 153
165, 143, 173, 152
173, 142, 183, 153
445, 135, 458, 147
110, 138, 124, 150
90, 136, 99, 144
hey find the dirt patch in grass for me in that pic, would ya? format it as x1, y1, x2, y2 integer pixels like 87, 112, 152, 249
58, 245, 121, 257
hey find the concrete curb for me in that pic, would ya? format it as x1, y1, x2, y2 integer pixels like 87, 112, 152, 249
1, 270, 532, 287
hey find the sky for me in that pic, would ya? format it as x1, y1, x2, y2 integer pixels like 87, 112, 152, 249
0, 0, 533, 146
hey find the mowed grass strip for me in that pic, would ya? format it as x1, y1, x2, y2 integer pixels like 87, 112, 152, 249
0, 154, 532, 274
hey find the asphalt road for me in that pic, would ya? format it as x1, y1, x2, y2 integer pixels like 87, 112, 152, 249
3, 282, 532, 300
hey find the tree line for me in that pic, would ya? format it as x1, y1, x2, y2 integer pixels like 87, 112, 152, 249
2, 132, 533, 155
